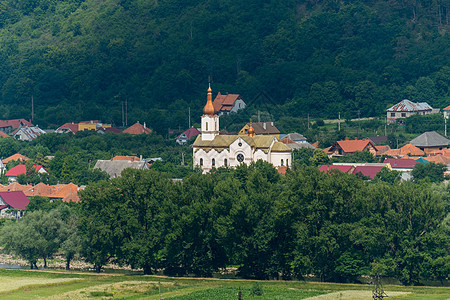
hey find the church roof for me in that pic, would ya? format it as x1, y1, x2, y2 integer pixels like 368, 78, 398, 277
271, 142, 292, 152
193, 134, 281, 150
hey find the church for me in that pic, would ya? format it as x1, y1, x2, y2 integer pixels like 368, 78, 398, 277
192, 85, 292, 173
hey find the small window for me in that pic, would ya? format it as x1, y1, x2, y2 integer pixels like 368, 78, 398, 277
206, 122, 208, 131
281, 159, 284, 166
391, 113, 395, 117
212, 158, 215, 167
401, 113, 406, 117
286, 159, 289, 166
224, 159, 228, 167
237, 154, 244, 163
200, 158, 203, 166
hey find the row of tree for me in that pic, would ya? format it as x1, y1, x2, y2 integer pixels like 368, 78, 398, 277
3, 163, 446, 285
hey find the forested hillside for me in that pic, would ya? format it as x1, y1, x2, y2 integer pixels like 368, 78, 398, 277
0, 0, 448, 133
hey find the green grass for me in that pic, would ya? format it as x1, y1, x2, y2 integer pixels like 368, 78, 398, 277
0, 269, 446, 299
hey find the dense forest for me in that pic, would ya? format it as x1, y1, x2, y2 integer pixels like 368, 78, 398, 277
0, 0, 448, 133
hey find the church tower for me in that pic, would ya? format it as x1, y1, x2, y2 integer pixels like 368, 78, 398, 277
201, 84, 219, 141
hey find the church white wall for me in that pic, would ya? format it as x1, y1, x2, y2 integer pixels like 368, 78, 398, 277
229, 138, 253, 167
201, 115, 219, 141
270, 152, 292, 168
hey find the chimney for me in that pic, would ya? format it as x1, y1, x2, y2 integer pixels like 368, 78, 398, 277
345, 137, 349, 140
144, 122, 146, 129
140, 155, 142, 161
355, 137, 357, 140
271, 122, 273, 126
263, 123, 266, 130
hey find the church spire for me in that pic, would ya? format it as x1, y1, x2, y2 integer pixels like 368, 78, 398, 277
203, 83, 215, 117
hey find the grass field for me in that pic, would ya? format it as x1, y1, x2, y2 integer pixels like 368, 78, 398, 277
0, 269, 447, 299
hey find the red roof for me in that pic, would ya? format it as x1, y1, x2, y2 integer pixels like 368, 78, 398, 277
213, 93, 243, 112
111, 156, 140, 161
319, 165, 353, 173
123, 122, 152, 135
176, 127, 201, 139
103, 127, 121, 133
352, 166, 383, 179
57, 122, 79, 133
384, 158, 418, 169
0, 131, 10, 138
443, 105, 450, 111
0, 191, 29, 210
0, 119, 33, 129
5, 164, 45, 177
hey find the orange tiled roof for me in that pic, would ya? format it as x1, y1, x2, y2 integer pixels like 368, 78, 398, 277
23, 183, 56, 198
280, 138, 295, 144
123, 122, 152, 135
384, 149, 400, 156
443, 105, 450, 111
399, 144, 425, 156
335, 139, 376, 153
111, 156, 140, 161
0, 131, 10, 138
425, 155, 450, 165
0, 182, 31, 192
277, 166, 287, 175
376, 145, 391, 156
3, 153, 30, 163
312, 141, 319, 148
50, 183, 81, 203
213, 93, 242, 112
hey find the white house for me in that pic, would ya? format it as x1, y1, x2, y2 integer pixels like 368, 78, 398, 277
193, 85, 291, 173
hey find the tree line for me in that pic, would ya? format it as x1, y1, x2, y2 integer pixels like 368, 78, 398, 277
1, 162, 448, 285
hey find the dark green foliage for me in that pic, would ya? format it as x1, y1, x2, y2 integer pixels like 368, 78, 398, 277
0, 1, 447, 130
404, 114, 444, 134
411, 162, 446, 183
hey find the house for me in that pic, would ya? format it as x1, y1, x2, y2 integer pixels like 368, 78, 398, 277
123, 122, 152, 135
352, 166, 384, 179
283, 133, 308, 144
5, 164, 48, 182
176, 127, 201, 145
0, 119, 34, 134
327, 138, 378, 157
280, 138, 316, 150
193, 85, 291, 173
239, 122, 280, 138
14, 182, 81, 203
409, 131, 450, 154
97, 127, 121, 134
111, 156, 141, 161
375, 145, 391, 156
386, 100, 438, 124
0, 191, 29, 218
443, 105, 450, 119
367, 136, 388, 145
11, 126, 46, 141
0, 131, 10, 138
2, 153, 29, 163
48, 183, 81, 203
383, 158, 419, 172
94, 160, 149, 178
212, 92, 246, 115
56, 122, 79, 134
319, 165, 354, 174
79, 120, 111, 131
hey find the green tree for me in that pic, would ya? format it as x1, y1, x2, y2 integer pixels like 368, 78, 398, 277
411, 163, 446, 183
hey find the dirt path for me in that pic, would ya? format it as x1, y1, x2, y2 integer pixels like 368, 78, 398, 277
305, 290, 410, 299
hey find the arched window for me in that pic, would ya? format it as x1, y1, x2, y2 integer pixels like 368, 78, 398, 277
212, 158, 215, 167
224, 159, 228, 167
206, 122, 208, 131
286, 159, 289, 166
200, 158, 203, 166
281, 159, 284, 166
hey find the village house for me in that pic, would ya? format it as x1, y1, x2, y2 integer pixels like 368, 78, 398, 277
386, 99, 438, 124
0, 119, 34, 134
123, 122, 152, 135
327, 138, 377, 157
2, 153, 29, 164
4, 164, 48, 182
192, 85, 291, 173
443, 105, 450, 119
176, 127, 201, 145
383, 143, 425, 157
94, 159, 149, 178
56, 121, 112, 134
0, 191, 29, 218
11, 126, 46, 141
212, 92, 246, 115
409, 131, 450, 154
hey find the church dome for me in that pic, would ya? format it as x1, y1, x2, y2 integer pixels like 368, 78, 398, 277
203, 84, 215, 117
248, 123, 255, 137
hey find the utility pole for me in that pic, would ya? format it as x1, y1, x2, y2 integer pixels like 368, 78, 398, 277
122, 102, 125, 128
188, 107, 191, 128
445, 117, 447, 136
31, 96, 34, 121
258, 110, 261, 123
357, 110, 361, 138
125, 98, 128, 126
307, 114, 310, 130
385, 116, 387, 136
181, 153, 185, 166
338, 112, 341, 131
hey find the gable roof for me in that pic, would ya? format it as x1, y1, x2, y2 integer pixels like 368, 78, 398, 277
123, 122, 152, 135
176, 127, 201, 140
11, 126, 46, 140
376, 145, 391, 156
50, 183, 81, 203
410, 131, 450, 148
443, 105, 450, 111
332, 139, 377, 153
103, 127, 121, 133
56, 122, 79, 133
5, 164, 45, 177
0, 119, 34, 129
244, 122, 280, 135
23, 182, 55, 198
213, 93, 243, 112
94, 160, 149, 178
0, 182, 31, 192
367, 136, 388, 145
193, 134, 279, 149
387, 99, 433, 112
0, 131, 10, 138
3, 153, 29, 163
424, 155, 450, 165
384, 158, 419, 169
352, 166, 383, 179
399, 144, 425, 156
111, 156, 141, 161
0, 191, 29, 209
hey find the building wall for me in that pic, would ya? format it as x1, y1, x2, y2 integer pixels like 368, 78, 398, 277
270, 152, 292, 168
230, 99, 246, 113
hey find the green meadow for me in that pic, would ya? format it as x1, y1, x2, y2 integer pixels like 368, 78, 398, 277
0, 269, 447, 299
